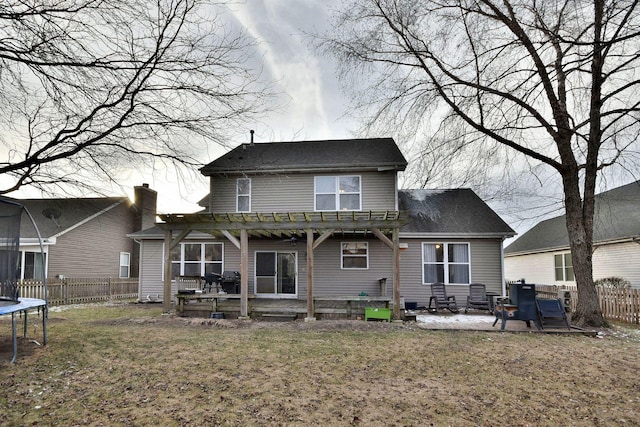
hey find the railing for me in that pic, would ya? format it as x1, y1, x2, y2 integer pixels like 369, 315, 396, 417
534, 284, 639, 325
18, 278, 139, 306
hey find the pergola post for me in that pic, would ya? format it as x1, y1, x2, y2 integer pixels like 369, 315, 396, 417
392, 228, 401, 319
240, 229, 249, 319
305, 228, 315, 321
163, 229, 173, 313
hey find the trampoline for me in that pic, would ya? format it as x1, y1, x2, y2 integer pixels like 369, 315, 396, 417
0, 198, 48, 363
0, 298, 47, 363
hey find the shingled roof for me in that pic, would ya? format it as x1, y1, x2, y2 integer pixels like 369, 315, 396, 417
200, 138, 408, 175
399, 189, 515, 237
505, 180, 640, 255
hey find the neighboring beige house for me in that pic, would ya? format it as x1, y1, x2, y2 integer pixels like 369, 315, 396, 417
131, 138, 515, 313
504, 180, 640, 289
3, 184, 156, 280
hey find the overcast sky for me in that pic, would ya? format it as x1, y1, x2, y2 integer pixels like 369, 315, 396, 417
123, 0, 354, 214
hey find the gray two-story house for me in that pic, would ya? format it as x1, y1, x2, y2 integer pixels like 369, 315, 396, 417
131, 138, 515, 319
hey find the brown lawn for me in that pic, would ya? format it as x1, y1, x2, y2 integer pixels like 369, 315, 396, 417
1, 303, 639, 426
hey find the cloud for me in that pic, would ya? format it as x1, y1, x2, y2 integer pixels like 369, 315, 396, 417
227, 0, 351, 141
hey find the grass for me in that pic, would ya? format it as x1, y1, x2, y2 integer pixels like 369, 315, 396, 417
1, 303, 639, 426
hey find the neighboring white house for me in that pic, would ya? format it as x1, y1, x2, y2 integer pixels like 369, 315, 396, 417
504, 180, 640, 289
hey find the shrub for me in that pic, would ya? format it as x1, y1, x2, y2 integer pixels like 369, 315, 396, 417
594, 276, 631, 289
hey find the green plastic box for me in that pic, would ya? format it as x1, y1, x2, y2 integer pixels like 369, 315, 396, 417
365, 307, 391, 322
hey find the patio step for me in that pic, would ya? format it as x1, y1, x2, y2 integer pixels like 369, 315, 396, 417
260, 313, 298, 322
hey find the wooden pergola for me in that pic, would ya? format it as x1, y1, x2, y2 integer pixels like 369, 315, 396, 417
157, 210, 406, 320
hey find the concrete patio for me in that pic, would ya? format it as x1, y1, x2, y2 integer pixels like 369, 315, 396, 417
414, 312, 596, 335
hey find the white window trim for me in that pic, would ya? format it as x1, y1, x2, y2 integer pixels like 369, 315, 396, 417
119, 252, 131, 278
341, 242, 369, 270
554, 252, 575, 282
421, 242, 471, 285
168, 242, 224, 279
314, 175, 362, 211
236, 177, 251, 212
18, 249, 48, 280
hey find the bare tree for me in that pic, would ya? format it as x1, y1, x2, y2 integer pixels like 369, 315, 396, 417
322, 0, 640, 326
0, 0, 273, 196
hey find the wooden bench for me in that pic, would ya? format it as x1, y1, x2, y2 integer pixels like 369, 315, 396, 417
314, 296, 391, 319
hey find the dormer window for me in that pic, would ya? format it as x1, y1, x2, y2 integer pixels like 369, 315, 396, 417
237, 178, 251, 212
315, 176, 361, 211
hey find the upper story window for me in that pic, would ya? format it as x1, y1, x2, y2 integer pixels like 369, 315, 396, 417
341, 242, 368, 269
315, 176, 361, 211
422, 242, 470, 285
237, 178, 251, 212
554, 253, 574, 281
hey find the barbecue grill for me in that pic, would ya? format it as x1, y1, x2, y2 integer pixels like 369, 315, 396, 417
220, 271, 241, 294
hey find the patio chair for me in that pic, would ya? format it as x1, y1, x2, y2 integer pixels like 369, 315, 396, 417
536, 298, 571, 330
428, 283, 459, 313
465, 283, 491, 313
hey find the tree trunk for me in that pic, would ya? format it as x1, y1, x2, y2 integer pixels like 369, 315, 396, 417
562, 175, 606, 327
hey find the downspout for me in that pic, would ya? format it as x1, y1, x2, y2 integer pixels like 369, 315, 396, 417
500, 236, 507, 297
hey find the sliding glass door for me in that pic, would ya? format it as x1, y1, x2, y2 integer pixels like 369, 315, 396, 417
255, 251, 297, 296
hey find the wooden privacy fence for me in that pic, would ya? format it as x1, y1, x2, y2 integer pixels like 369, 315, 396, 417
535, 284, 639, 325
18, 278, 139, 306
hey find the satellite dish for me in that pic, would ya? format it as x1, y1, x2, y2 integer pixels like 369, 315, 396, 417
42, 208, 61, 227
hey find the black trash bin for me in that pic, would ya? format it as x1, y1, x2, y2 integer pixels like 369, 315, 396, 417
494, 283, 541, 330
509, 283, 537, 322
509, 283, 540, 329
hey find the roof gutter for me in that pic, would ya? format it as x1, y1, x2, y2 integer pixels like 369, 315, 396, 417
399, 232, 516, 239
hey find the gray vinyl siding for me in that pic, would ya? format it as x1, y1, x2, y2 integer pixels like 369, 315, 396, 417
311, 239, 394, 297
47, 202, 136, 278
397, 238, 505, 307
208, 171, 398, 212
137, 236, 507, 304
139, 240, 164, 300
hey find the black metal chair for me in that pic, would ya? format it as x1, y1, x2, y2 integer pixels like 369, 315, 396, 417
536, 298, 571, 330
428, 283, 459, 313
465, 283, 491, 313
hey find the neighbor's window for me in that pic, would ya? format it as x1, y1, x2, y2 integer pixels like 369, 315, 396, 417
170, 242, 223, 279
19, 251, 46, 280
422, 243, 470, 285
119, 252, 131, 278
237, 178, 251, 212
341, 242, 368, 269
315, 176, 361, 211
554, 253, 574, 281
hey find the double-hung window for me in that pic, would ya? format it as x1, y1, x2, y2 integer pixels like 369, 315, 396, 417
170, 243, 223, 279
315, 176, 361, 211
237, 178, 251, 212
554, 253, 574, 281
341, 242, 368, 269
119, 252, 131, 278
422, 243, 470, 285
